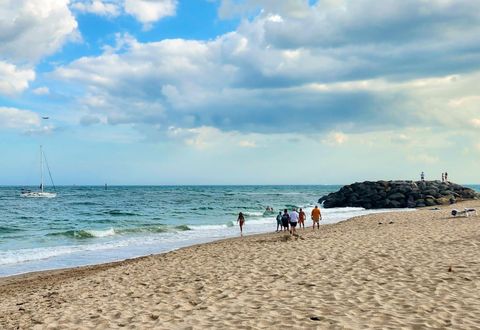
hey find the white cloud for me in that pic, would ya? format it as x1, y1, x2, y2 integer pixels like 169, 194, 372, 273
53, 1, 480, 139
32, 86, 50, 95
0, 61, 35, 95
0, 0, 78, 63
0, 107, 40, 130
71, 0, 120, 17
322, 132, 349, 145
124, 0, 177, 28
471, 118, 480, 128
238, 140, 257, 148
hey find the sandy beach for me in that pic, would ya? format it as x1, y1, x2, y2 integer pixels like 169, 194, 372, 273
1, 201, 480, 329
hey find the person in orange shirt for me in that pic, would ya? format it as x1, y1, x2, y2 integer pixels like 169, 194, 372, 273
311, 206, 322, 230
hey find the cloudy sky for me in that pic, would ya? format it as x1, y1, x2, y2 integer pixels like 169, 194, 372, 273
1, 0, 479, 185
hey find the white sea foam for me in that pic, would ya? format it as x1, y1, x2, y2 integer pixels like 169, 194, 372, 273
86, 228, 116, 237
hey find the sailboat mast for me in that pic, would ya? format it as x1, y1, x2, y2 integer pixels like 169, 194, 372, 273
40, 145, 44, 192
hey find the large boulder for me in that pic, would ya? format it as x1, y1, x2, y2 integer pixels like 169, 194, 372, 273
319, 181, 479, 209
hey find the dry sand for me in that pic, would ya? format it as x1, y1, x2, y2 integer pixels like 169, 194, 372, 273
1, 201, 480, 329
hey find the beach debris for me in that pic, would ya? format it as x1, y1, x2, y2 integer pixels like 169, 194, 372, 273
448, 266, 453, 272
310, 316, 324, 321
451, 208, 478, 217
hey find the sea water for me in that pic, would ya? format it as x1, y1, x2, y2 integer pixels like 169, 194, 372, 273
2, 184, 475, 277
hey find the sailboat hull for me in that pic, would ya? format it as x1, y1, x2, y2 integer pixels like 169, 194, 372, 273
21, 192, 57, 198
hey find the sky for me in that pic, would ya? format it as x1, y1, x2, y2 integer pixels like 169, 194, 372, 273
0, 0, 479, 185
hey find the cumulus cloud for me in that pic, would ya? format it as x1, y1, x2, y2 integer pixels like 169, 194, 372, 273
71, 0, 120, 17
53, 1, 480, 139
71, 0, 177, 27
0, 61, 36, 95
124, 0, 177, 28
0, 107, 41, 130
0, 0, 78, 63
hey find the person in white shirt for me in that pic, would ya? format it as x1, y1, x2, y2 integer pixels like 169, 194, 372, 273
289, 208, 299, 235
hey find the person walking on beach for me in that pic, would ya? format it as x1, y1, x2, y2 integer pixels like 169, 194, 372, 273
311, 205, 322, 230
289, 208, 299, 235
237, 212, 245, 236
276, 211, 282, 232
281, 209, 290, 232
298, 208, 306, 229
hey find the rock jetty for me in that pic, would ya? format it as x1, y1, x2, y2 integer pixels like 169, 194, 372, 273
319, 181, 479, 209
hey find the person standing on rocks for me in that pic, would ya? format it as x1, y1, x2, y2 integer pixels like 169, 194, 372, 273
442, 173, 445, 182
311, 206, 322, 230
445, 172, 448, 182
421, 171, 425, 181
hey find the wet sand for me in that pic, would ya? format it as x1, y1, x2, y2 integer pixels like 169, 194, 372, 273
1, 201, 480, 329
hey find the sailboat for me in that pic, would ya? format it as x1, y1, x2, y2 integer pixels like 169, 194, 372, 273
21, 145, 57, 198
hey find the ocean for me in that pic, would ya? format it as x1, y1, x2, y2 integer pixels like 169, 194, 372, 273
1, 184, 476, 277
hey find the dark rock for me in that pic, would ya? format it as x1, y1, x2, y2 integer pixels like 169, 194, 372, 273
319, 180, 479, 209
387, 192, 405, 200
424, 198, 436, 206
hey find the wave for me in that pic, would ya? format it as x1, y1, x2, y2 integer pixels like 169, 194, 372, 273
47, 228, 116, 239
0, 226, 23, 234
174, 225, 191, 231
68, 201, 100, 206
46, 224, 192, 240
104, 210, 141, 216
191, 206, 215, 211
243, 211, 264, 217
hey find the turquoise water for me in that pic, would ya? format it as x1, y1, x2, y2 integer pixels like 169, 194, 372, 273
2, 184, 471, 277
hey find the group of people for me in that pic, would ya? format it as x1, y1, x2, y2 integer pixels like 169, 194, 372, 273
441, 172, 449, 182
275, 206, 322, 234
236, 206, 323, 236
420, 171, 449, 182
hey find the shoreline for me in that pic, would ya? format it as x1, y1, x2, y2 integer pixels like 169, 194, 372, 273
0, 206, 410, 278
2, 201, 480, 328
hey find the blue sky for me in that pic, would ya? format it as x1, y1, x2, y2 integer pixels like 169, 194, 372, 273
1, 0, 480, 185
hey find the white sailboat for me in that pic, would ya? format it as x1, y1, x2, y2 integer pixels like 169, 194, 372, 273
21, 145, 57, 198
